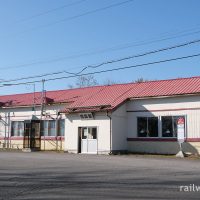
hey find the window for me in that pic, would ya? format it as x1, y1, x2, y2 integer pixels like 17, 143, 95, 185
40, 120, 56, 136
88, 127, 97, 139
11, 121, 24, 136
80, 113, 93, 120
40, 120, 65, 137
137, 117, 158, 137
162, 116, 185, 137
81, 127, 97, 139
137, 117, 147, 137
81, 128, 87, 139
41, 121, 48, 136
49, 121, 56, 136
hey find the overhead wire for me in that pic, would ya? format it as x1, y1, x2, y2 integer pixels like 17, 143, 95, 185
17, 0, 135, 33
1, 27, 200, 71
15, 0, 87, 23
1, 52, 200, 87
1, 38, 200, 84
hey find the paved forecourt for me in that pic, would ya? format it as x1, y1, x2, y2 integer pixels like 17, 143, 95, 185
0, 152, 200, 199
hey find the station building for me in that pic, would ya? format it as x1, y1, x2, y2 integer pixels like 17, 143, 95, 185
0, 76, 200, 155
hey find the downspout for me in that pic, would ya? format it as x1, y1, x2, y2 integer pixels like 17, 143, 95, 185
4, 113, 7, 148
55, 112, 60, 151
106, 111, 112, 154
7, 112, 10, 149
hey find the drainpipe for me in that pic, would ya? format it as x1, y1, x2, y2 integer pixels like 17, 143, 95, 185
7, 112, 10, 149
106, 111, 112, 154
4, 113, 7, 148
55, 112, 60, 151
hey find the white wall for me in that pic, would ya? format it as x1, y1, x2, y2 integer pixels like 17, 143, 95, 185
127, 95, 200, 154
0, 104, 66, 125
65, 112, 111, 154
127, 95, 200, 139
1, 94, 200, 154
111, 103, 128, 152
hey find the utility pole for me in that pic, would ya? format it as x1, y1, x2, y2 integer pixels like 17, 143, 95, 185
41, 79, 46, 151
33, 83, 36, 115
41, 79, 45, 118
4, 113, 7, 148
7, 112, 10, 149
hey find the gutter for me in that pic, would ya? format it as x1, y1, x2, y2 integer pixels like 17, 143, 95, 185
106, 111, 112, 154
0, 102, 69, 109
129, 92, 200, 101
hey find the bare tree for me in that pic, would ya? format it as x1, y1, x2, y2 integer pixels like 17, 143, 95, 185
134, 77, 148, 83
76, 75, 98, 88
67, 84, 74, 89
103, 79, 119, 86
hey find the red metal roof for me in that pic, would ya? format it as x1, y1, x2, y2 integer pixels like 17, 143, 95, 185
0, 76, 200, 113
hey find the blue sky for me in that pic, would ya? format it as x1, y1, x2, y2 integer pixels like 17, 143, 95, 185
0, 0, 200, 95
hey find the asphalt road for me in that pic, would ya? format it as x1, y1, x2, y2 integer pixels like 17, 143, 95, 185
0, 152, 200, 200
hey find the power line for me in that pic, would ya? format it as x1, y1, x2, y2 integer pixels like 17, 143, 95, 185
74, 38, 200, 74
18, 0, 134, 33
1, 27, 200, 71
1, 38, 200, 84
15, 0, 87, 23
43, 53, 200, 82
1, 52, 200, 87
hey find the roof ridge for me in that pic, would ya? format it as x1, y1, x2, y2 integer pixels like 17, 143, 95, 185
0, 75, 200, 98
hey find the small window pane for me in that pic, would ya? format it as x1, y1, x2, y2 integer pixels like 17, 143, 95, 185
48, 121, 56, 136
80, 114, 84, 118
11, 121, 24, 136
92, 128, 97, 139
148, 117, 158, 137
88, 128, 97, 139
11, 122, 17, 136
18, 122, 24, 136
88, 114, 93, 118
162, 116, 173, 137
138, 117, 147, 137
82, 128, 87, 139
40, 121, 48, 136
58, 119, 65, 136
84, 114, 88, 118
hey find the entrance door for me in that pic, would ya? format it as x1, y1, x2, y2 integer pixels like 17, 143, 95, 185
23, 120, 41, 149
23, 122, 31, 148
79, 127, 97, 154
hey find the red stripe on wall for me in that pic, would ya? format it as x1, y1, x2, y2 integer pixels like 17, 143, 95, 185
127, 138, 200, 142
185, 138, 200, 142
127, 138, 177, 142
9, 137, 23, 140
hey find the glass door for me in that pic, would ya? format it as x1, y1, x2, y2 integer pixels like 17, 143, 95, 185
80, 127, 97, 154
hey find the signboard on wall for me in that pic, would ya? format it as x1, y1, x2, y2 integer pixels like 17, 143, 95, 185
177, 117, 185, 143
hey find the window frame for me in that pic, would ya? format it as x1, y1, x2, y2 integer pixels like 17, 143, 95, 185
79, 126, 98, 140
11, 121, 24, 137
161, 115, 186, 138
136, 115, 187, 139
137, 116, 159, 138
40, 119, 65, 137
58, 119, 65, 137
